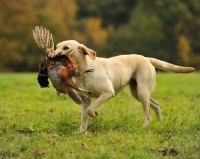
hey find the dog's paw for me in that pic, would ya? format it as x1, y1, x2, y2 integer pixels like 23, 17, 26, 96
77, 129, 88, 134
86, 109, 98, 117
79, 126, 87, 133
142, 119, 151, 127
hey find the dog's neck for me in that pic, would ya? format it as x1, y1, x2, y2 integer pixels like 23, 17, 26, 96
77, 55, 94, 73
72, 55, 95, 87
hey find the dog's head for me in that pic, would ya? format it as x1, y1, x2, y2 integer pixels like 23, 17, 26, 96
53, 40, 96, 62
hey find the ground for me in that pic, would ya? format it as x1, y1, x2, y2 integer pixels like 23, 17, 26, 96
0, 73, 199, 158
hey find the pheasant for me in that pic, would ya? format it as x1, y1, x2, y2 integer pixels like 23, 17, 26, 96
33, 26, 94, 105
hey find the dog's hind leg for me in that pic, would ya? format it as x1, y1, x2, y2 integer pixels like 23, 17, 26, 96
129, 78, 151, 125
129, 79, 138, 100
137, 83, 152, 126
150, 98, 162, 119
129, 79, 162, 121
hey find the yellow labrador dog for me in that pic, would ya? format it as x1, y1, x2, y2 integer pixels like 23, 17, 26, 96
50, 40, 195, 132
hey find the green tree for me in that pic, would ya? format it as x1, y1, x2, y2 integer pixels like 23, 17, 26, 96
180, 0, 200, 68
102, 0, 195, 65
76, 0, 136, 28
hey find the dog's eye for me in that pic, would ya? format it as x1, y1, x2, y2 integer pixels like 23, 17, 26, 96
63, 46, 69, 50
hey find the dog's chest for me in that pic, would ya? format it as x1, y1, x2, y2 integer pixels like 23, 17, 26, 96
73, 74, 96, 90
73, 75, 87, 88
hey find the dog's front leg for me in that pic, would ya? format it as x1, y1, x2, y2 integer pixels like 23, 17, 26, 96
86, 92, 114, 117
80, 97, 91, 132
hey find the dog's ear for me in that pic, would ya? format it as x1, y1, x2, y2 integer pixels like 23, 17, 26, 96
78, 44, 96, 60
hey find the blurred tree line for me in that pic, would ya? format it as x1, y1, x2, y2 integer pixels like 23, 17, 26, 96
0, 0, 200, 72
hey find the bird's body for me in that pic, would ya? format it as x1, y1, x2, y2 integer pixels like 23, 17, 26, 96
38, 56, 94, 104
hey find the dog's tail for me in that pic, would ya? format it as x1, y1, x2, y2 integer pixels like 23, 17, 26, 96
148, 58, 195, 73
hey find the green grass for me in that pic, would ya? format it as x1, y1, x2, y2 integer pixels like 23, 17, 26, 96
0, 72, 199, 159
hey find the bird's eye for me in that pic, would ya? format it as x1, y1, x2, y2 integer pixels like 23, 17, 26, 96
63, 46, 69, 50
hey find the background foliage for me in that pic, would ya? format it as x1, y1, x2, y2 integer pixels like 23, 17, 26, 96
0, 0, 200, 72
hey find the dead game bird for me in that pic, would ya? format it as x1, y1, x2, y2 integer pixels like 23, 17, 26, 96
33, 26, 95, 104
47, 56, 94, 104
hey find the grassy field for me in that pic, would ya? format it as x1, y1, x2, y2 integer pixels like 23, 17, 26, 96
0, 72, 199, 159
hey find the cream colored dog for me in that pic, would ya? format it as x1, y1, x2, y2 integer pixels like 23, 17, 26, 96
51, 40, 195, 132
